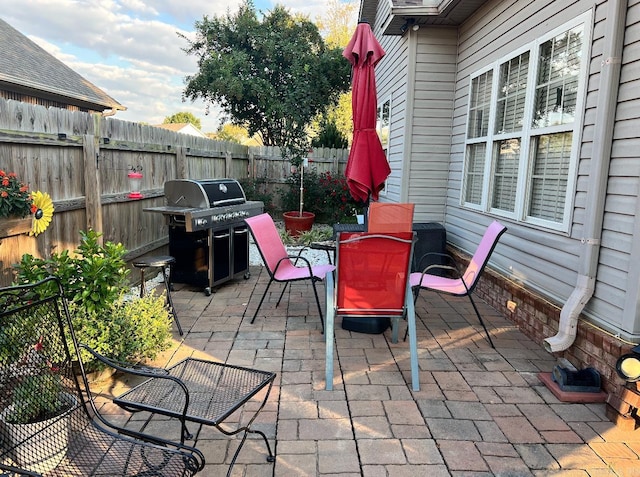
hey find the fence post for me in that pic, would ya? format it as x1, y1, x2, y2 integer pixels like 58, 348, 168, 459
83, 134, 103, 243
176, 146, 188, 178
248, 150, 255, 179
225, 151, 233, 178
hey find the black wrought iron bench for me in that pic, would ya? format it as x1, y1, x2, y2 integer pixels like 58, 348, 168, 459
0, 277, 205, 476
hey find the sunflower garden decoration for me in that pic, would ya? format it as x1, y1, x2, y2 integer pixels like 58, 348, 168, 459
0, 170, 53, 238
29, 191, 54, 236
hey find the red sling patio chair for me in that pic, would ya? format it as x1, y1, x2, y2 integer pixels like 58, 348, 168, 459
245, 213, 335, 332
367, 202, 415, 233
409, 220, 507, 348
325, 232, 420, 391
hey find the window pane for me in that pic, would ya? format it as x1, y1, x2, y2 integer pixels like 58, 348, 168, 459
491, 139, 521, 212
465, 143, 486, 204
377, 100, 390, 149
495, 53, 529, 134
533, 26, 583, 128
528, 133, 572, 222
468, 71, 493, 138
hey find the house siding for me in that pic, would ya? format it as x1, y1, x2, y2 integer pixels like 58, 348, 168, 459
368, 0, 640, 427
407, 28, 458, 222
373, 0, 409, 203
438, 0, 640, 340
615, 0, 640, 334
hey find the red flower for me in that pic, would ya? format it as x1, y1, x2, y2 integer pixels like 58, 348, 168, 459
34, 336, 44, 352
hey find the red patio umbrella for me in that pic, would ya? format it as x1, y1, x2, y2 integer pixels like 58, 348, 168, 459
343, 22, 391, 203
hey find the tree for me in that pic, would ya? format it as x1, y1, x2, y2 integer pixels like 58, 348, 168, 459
311, 118, 348, 149
213, 123, 262, 145
316, 0, 358, 49
313, 0, 358, 145
163, 112, 202, 130
182, 0, 351, 164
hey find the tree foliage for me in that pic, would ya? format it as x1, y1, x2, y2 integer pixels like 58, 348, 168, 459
163, 112, 202, 130
311, 118, 348, 149
213, 123, 263, 145
182, 0, 351, 164
312, 0, 358, 146
316, 0, 358, 49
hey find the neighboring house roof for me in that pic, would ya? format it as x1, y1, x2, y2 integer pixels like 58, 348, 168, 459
360, 0, 488, 35
154, 123, 207, 138
0, 18, 125, 113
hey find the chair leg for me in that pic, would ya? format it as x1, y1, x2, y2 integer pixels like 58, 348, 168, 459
276, 282, 289, 307
391, 317, 399, 344
325, 272, 335, 390
162, 265, 183, 336
404, 287, 421, 342
251, 279, 274, 324
468, 294, 495, 348
406, 285, 420, 391
311, 280, 325, 334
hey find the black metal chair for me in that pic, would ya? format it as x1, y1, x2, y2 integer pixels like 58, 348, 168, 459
0, 276, 204, 476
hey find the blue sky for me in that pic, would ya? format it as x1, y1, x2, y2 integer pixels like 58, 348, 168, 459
0, 0, 355, 133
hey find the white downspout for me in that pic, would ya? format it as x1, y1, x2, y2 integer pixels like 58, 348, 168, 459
544, 0, 627, 352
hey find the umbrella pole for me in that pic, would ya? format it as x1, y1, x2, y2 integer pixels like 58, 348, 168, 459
299, 161, 304, 217
363, 196, 370, 229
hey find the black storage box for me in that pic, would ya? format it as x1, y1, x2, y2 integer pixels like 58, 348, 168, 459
412, 222, 447, 274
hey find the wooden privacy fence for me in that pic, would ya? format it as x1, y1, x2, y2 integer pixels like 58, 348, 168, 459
0, 99, 348, 286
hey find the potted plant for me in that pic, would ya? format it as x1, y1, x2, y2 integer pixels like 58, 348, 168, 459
0, 336, 77, 473
282, 148, 315, 237
0, 170, 36, 238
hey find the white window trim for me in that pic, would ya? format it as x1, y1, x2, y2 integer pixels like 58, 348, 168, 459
377, 94, 392, 197
461, 11, 592, 232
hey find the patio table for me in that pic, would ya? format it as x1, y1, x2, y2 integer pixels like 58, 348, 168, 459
113, 357, 276, 476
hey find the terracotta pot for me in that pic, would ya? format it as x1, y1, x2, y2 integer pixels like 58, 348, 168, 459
283, 211, 315, 237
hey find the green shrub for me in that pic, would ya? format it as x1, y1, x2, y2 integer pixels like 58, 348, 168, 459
280, 169, 364, 224
70, 293, 172, 367
13, 230, 173, 371
239, 176, 277, 215
14, 230, 129, 313
279, 225, 333, 246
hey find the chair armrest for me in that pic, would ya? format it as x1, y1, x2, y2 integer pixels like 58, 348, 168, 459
420, 263, 460, 277
273, 254, 315, 276
290, 247, 311, 266
415, 251, 458, 272
78, 345, 194, 441
80, 344, 170, 377
0, 463, 41, 477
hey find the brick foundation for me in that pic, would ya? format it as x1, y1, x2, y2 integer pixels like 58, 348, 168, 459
450, 247, 639, 429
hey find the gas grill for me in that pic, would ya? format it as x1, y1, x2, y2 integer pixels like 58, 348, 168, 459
145, 179, 263, 295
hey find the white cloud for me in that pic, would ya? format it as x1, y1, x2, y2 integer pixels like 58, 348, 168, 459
0, 0, 354, 133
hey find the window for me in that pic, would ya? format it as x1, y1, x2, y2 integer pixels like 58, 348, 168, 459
377, 97, 391, 196
462, 15, 590, 230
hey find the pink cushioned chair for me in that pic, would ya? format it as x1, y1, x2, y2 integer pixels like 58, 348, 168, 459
410, 220, 507, 348
246, 213, 335, 332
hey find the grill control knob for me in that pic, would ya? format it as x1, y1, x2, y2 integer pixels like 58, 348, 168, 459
195, 218, 208, 227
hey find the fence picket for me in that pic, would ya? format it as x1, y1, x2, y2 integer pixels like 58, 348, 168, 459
0, 98, 349, 286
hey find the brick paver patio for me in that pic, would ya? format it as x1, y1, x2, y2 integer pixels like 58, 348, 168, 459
93, 264, 640, 476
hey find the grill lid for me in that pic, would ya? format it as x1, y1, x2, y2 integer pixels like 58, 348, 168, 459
164, 179, 246, 208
